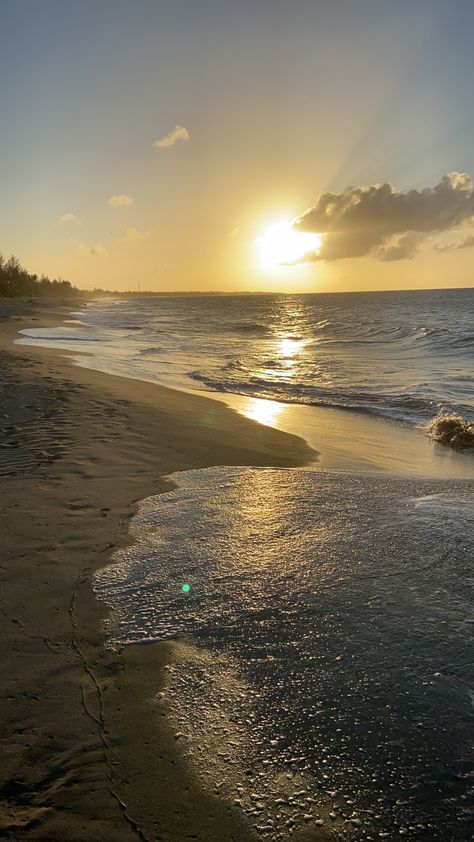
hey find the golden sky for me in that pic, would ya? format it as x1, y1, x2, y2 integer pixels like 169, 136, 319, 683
1, 1, 474, 293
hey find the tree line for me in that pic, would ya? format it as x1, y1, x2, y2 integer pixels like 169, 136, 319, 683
0, 252, 266, 298
0, 254, 81, 298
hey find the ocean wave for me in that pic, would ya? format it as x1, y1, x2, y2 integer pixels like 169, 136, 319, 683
229, 320, 270, 335
222, 358, 247, 371
409, 326, 474, 351
450, 334, 474, 347
28, 291, 473, 440
259, 359, 280, 368
187, 369, 450, 422
137, 346, 162, 356
313, 322, 473, 352
24, 334, 107, 344
424, 414, 474, 449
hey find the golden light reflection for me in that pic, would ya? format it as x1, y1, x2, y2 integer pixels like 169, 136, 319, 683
240, 397, 284, 428
277, 336, 308, 360
257, 221, 321, 269
251, 335, 309, 384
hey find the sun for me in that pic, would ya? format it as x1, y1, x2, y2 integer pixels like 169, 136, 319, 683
257, 220, 321, 269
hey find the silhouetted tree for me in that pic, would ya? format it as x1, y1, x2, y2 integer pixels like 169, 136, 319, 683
0, 253, 80, 298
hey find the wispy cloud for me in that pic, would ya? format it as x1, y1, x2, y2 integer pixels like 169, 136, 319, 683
71, 241, 108, 257
109, 194, 135, 207
153, 124, 190, 149
294, 172, 474, 262
59, 212, 81, 224
376, 232, 422, 262
112, 226, 151, 241
435, 232, 474, 253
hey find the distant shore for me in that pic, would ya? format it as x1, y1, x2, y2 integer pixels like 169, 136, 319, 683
0, 299, 320, 841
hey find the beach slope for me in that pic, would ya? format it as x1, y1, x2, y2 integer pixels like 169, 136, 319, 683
0, 301, 319, 841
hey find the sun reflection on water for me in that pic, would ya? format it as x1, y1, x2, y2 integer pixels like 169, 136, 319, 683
252, 333, 310, 384
240, 397, 284, 427
276, 335, 308, 362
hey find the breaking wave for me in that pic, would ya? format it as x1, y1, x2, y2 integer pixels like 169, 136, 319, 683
424, 414, 474, 449
17, 288, 474, 441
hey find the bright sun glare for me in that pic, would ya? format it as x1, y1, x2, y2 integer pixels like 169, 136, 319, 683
257, 221, 321, 269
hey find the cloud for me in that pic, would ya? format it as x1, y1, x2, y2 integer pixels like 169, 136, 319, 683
435, 232, 474, 253
71, 241, 108, 257
112, 226, 151, 241
294, 172, 474, 262
91, 242, 108, 256
376, 232, 422, 262
109, 194, 135, 207
453, 234, 474, 250
153, 124, 190, 149
59, 212, 81, 224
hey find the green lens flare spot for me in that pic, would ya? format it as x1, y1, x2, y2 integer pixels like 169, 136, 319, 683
181, 583, 191, 594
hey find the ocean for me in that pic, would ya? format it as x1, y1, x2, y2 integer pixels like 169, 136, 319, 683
17, 289, 474, 839
19, 288, 474, 427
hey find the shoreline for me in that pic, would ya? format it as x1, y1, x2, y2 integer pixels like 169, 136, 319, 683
16, 299, 474, 480
0, 299, 320, 841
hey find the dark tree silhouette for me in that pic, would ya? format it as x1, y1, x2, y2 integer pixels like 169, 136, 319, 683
0, 253, 80, 298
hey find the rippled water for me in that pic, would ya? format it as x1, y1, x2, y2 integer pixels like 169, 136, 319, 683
95, 467, 474, 840
18, 289, 474, 426
17, 291, 474, 837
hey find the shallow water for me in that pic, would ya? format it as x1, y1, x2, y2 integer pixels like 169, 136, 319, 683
15, 294, 474, 836
17, 289, 474, 426
17, 291, 474, 478
95, 467, 474, 840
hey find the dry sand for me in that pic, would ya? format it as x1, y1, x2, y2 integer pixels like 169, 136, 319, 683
0, 300, 328, 841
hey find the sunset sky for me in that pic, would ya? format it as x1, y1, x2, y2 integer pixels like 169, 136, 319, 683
1, 0, 474, 293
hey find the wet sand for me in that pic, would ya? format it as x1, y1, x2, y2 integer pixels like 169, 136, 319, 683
0, 300, 327, 841
203, 391, 474, 479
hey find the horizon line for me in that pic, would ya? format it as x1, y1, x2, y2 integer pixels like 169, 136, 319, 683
86, 284, 474, 298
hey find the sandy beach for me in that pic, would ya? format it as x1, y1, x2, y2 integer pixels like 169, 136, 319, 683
3, 3, 474, 838
0, 300, 322, 841
2, 298, 473, 842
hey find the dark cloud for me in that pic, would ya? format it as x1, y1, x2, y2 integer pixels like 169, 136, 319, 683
293, 172, 474, 262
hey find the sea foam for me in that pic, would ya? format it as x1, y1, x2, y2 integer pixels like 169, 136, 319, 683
94, 466, 474, 839
425, 413, 474, 448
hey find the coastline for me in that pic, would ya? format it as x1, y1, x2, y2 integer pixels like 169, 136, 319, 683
16, 298, 474, 480
0, 300, 320, 841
